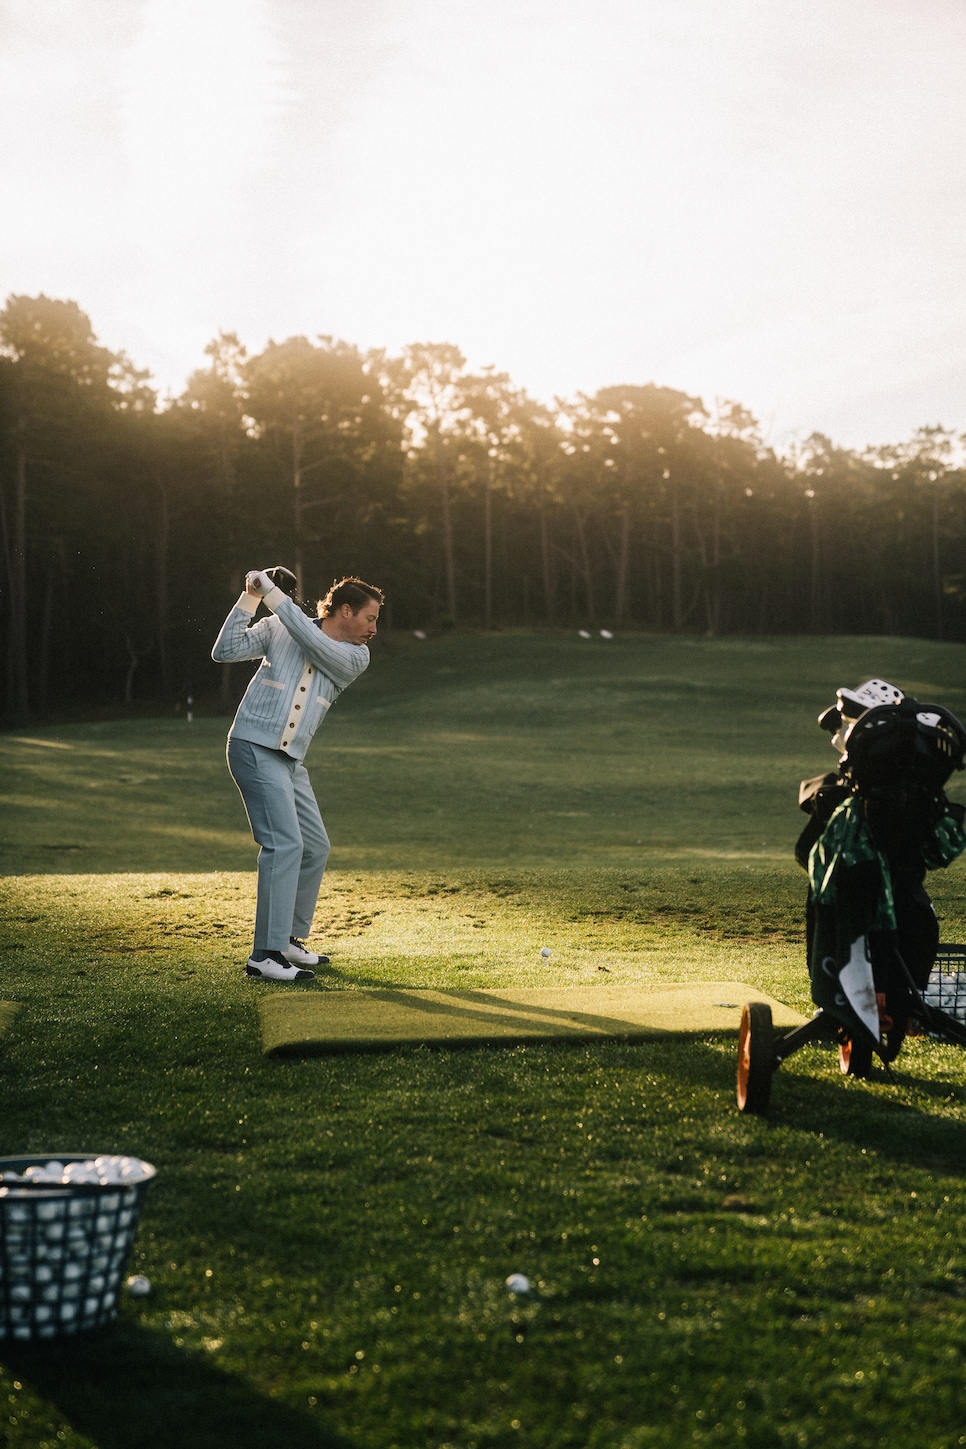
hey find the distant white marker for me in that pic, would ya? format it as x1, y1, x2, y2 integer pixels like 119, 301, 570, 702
413, 630, 427, 640
599, 629, 613, 638
578, 629, 591, 638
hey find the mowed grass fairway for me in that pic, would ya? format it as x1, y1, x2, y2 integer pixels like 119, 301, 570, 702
2, 631, 966, 1449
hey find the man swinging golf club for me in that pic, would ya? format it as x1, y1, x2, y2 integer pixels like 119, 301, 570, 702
212, 568, 383, 982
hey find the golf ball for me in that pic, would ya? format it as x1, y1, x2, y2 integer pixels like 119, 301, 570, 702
126, 1275, 151, 1297
505, 1273, 531, 1295
541, 947, 552, 958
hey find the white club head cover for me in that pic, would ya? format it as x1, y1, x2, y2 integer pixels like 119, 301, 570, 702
838, 935, 881, 1044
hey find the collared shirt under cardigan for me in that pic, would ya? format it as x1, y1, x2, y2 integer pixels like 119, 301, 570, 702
211, 587, 370, 761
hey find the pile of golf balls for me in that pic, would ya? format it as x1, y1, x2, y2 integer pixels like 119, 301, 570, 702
0, 1156, 154, 1341
1, 1157, 151, 1187
923, 972, 966, 1021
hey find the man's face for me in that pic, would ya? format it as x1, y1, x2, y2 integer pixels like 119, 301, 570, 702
341, 599, 380, 645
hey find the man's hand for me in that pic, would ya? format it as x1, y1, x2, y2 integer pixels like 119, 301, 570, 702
246, 570, 274, 597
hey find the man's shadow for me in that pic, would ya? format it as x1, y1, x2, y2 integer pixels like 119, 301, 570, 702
2, 1322, 348, 1449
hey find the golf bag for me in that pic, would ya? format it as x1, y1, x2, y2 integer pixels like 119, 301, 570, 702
797, 686, 966, 1060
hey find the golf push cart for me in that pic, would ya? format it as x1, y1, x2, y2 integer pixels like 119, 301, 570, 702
737, 679, 966, 1114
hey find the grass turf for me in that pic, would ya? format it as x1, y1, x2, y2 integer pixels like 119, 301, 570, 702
2, 631, 966, 1448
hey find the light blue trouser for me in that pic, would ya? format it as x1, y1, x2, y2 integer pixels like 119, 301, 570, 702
227, 739, 330, 953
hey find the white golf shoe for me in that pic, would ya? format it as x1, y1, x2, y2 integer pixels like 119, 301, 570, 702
282, 937, 330, 967
245, 949, 315, 982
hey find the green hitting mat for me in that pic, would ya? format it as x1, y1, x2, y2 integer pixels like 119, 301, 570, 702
258, 982, 806, 1057
0, 1002, 19, 1039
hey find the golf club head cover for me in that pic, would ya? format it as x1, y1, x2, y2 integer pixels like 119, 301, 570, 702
266, 565, 299, 598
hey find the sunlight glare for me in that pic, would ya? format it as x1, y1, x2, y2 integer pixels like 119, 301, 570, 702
119, 0, 286, 277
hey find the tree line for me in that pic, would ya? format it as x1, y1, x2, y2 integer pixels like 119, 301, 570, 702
1, 292, 964, 724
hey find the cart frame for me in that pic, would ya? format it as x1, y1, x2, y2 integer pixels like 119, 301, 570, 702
737, 945, 966, 1113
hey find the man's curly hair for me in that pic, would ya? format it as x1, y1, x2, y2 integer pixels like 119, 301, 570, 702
317, 577, 385, 618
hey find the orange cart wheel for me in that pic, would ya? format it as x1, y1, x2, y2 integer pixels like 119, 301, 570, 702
736, 1002, 774, 1114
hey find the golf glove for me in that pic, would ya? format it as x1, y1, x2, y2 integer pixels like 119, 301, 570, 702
246, 570, 274, 597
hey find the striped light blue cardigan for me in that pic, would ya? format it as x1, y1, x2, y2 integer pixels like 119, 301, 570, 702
211, 588, 370, 762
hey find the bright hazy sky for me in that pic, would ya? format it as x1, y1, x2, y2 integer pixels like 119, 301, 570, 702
2, 0, 965, 448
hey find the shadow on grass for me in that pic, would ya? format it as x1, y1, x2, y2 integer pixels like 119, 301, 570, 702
2, 1322, 347, 1449
260, 983, 764, 1058
265, 1021, 966, 1177
491, 1031, 966, 1175
689, 1034, 966, 1173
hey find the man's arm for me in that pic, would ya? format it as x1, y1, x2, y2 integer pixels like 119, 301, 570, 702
260, 588, 369, 689
211, 593, 273, 663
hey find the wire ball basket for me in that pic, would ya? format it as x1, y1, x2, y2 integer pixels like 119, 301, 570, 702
923, 946, 966, 1027
0, 1153, 156, 1342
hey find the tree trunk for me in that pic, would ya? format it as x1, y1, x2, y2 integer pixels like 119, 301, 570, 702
670, 478, 683, 631
691, 506, 712, 635
757, 574, 770, 634
539, 503, 555, 622
292, 414, 304, 599
649, 538, 663, 631
0, 460, 17, 718
0, 467, 11, 603
705, 474, 722, 637
156, 470, 170, 699
219, 435, 238, 710
124, 635, 141, 705
37, 563, 55, 717
932, 486, 942, 640
435, 430, 457, 622
484, 455, 493, 629
572, 509, 596, 622
808, 496, 821, 632
220, 435, 237, 493
219, 568, 242, 713
7, 433, 29, 722
614, 505, 631, 623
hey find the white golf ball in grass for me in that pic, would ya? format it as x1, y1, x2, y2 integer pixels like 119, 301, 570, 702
505, 1273, 531, 1295
599, 629, 613, 639
541, 947, 552, 959
578, 629, 591, 639
126, 1275, 151, 1297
